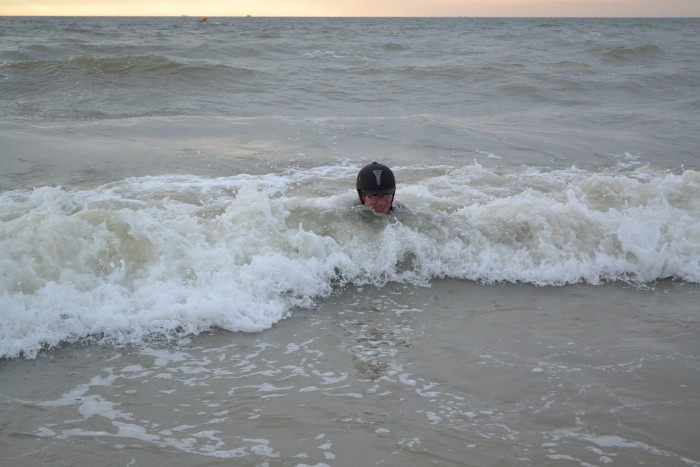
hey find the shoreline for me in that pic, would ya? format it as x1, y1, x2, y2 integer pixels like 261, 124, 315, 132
2, 279, 699, 466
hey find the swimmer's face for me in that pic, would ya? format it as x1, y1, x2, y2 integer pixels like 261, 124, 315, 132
361, 192, 393, 214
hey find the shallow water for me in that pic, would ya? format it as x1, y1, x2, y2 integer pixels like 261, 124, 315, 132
2, 280, 699, 466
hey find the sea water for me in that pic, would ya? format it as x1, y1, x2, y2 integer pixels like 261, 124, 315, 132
1, 16, 699, 358
1, 16, 699, 466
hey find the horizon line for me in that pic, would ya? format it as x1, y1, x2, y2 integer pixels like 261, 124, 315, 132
1, 14, 698, 18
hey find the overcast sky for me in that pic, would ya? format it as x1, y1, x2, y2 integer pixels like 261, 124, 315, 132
2, 0, 699, 17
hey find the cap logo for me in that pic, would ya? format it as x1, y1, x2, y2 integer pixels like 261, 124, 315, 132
373, 169, 383, 185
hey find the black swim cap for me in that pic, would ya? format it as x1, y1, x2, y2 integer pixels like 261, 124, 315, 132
356, 162, 395, 195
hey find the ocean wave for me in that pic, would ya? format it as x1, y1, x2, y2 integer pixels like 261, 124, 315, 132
2, 17, 697, 123
382, 42, 408, 51
4, 54, 256, 80
598, 44, 665, 63
1, 165, 699, 359
0, 54, 261, 120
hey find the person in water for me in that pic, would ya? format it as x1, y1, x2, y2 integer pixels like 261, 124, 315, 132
356, 162, 397, 214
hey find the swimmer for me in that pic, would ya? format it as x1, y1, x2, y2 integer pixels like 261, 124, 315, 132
355, 162, 397, 214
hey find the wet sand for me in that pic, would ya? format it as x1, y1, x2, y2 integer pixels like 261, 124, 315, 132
1, 280, 699, 466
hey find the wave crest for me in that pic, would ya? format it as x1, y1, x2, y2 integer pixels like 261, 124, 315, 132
2, 167, 699, 358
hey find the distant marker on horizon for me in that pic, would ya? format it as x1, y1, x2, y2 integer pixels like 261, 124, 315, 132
202, 16, 207, 22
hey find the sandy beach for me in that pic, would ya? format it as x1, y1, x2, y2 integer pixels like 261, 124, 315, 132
2, 280, 698, 466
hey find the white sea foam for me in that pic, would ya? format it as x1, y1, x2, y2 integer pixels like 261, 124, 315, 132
1, 165, 699, 358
